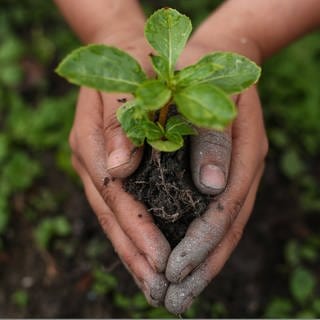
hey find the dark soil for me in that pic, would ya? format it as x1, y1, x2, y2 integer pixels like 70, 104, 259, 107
124, 144, 211, 247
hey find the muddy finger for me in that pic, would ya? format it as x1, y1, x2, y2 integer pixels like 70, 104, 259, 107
71, 91, 171, 272
166, 88, 267, 283
72, 156, 168, 306
165, 165, 264, 314
191, 127, 232, 195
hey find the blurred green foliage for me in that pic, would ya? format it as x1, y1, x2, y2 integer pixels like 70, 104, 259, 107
0, 0, 319, 318
34, 216, 71, 249
0, 0, 78, 239
10, 289, 29, 309
91, 266, 118, 296
260, 33, 320, 212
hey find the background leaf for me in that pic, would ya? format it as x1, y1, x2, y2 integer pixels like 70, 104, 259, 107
198, 52, 261, 94
56, 44, 146, 93
290, 267, 316, 304
174, 83, 236, 130
264, 298, 293, 318
145, 8, 192, 75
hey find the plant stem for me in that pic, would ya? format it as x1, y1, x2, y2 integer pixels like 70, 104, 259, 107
158, 100, 171, 127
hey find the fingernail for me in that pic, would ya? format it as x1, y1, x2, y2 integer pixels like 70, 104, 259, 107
200, 164, 226, 191
106, 149, 130, 171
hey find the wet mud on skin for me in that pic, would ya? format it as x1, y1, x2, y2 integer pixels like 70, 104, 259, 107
124, 143, 211, 248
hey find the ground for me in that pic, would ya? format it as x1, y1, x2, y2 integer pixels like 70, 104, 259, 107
0, 0, 320, 318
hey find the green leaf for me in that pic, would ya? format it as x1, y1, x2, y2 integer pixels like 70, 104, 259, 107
0, 64, 23, 86
116, 100, 144, 131
281, 149, 305, 178
150, 54, 170, 81
148, 137, 183, 152
141, 120, 164, 141
296, 310, 317, 319
132, 293, 149, 308
0, 198, 9, 234
197, 52, 261, 94
0, 37, 24, 62
34, 216, 71, 249
117, 101, 146, 146
11, 290, 29, 308
264, 297, 293, 318
290, 267, 316, 304
0, 134, 9, 163
56, 44, 146, 93
285, 240, 300, 266
2, 152, 42, 192
147, 116, 196, 152
174, 83, 236, 130
136, 79, 171, 111
126, 119, 163, 145
92, 267, 118, 295
145, 8, 192, 75
165, 115, 197, 140
312, 298, 320, 315
175, 59, 223, 88
117, 100, 163, 146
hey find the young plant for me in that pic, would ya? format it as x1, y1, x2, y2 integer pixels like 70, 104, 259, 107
56, 8, 261, 152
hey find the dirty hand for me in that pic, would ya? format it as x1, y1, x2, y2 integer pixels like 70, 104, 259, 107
164, 43, 268, 314
69, 35, 171, 306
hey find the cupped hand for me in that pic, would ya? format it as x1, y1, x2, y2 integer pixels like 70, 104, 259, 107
164, 44, 268, 314
69, 35, 171, 306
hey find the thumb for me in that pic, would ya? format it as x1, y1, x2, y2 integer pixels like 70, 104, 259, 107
102, 93, 143, 178
190, 127, 232, 195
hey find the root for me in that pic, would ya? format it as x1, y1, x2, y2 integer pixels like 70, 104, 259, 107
148, 207, 182, 223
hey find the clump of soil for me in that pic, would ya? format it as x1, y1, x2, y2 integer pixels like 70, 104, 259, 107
124, 143, 211, 247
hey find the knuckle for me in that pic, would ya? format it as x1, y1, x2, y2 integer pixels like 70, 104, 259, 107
68, 129, 78, 154
260, 136, 269, 160
227, 199, 244, 224
104, 115, 122, 137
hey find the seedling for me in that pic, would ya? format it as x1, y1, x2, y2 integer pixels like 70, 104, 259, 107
56, 8, 261, 152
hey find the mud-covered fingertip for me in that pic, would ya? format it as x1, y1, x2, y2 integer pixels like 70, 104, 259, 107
165, 238, 195, 283
144, 274, 169, 307
164, 284, 194, 315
